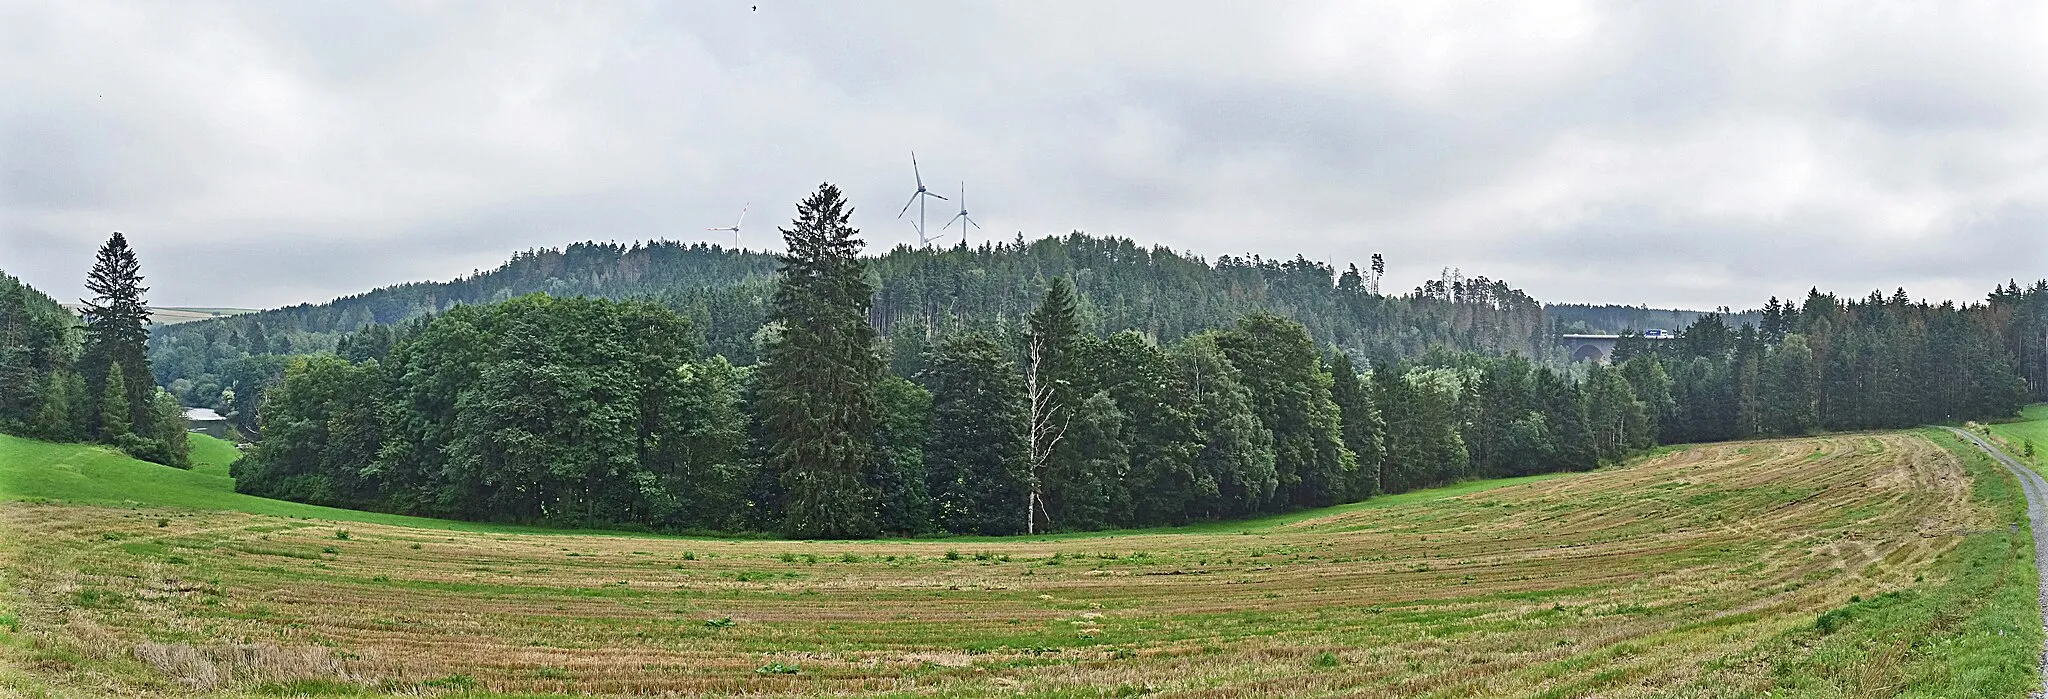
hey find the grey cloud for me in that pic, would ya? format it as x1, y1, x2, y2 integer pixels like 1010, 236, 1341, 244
3, 1, 2047, 311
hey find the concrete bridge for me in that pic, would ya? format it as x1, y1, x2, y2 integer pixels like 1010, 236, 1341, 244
1560, 332, 1674, 363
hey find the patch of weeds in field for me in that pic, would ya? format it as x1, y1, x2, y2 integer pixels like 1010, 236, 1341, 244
421, 674, 476, 689
70, 587, 125, 610
0, 613, 19, 633
252, 678, 368, 696
333, 529, 350, 540
531, 666, 573, 680
230, 543, 322, 560
755, 661, 800, 675
945, 549, 962, 561
1311, 651, 1343, 668
703, 617, 736, 628
841, 552, 863, 563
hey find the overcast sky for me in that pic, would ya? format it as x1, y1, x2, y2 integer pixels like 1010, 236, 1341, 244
5, 1, 2047, 310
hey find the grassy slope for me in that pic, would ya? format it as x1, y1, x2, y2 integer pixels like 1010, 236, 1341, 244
0, 431, 2016, 697
0, 434, 563, 535
1734, 428, 2042, 698
3, 420, 2043, 697
1990, 403, 2048, 464
0, 433, 1564, 542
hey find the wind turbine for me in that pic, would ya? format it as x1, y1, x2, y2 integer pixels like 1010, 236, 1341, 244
941, 182, 981, 246
707, 203, 748, 249
895, 152, 948, 246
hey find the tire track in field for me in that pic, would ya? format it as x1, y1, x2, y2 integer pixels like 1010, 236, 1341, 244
1943, 425, 2048, 698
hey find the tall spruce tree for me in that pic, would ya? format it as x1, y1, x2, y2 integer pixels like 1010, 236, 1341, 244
79, 232, 154, 438
759, 185, 886, 538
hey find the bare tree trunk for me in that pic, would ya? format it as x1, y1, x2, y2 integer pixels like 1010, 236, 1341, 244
1024, 335, 1064, 535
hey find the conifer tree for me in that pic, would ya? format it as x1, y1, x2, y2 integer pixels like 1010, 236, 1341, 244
79, 232, 155, 438
759, 184, 885, 539
99, 363, 131, 437
1326, 352, 1384, 498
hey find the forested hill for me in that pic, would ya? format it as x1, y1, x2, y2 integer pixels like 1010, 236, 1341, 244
1547, 304, 1763, 335
149, 233, 1548, 409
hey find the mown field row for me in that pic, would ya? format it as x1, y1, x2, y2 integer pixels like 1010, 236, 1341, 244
1, 427, 2038, 697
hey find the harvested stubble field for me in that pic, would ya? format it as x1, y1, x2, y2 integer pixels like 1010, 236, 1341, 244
1, 431, 2038, 698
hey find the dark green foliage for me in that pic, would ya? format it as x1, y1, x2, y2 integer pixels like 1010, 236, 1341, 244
871, 375, 934, 536
149, 234, 1554, 413
0, 240, 188, 466
234, 294, 748, 531
922, 332, 1029, 536
1025, 277, 1086, 532
1376, 363, 1470, 493
1089, 332, 1202, 523
758, 184, 886, 539
1642, 288, 2036, 441
80, 233, 157, 440
0, 273, 82, 440
1327, 352, 1384, 498
1046, 391, 1129, 531
1174, 334, 1277, 518
1215, 313, 1353, 509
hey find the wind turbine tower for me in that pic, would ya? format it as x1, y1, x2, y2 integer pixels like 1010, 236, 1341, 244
942, 182, 981, 246
896, 152, 949, 246
707, 203, 748, 249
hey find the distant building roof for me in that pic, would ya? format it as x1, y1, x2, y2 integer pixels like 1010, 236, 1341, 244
185, 407, 225, 422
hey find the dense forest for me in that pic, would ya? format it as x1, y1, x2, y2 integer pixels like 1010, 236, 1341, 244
0, 234, 191, 467
220, 184, 2042, 537
147, 234, 1550, 434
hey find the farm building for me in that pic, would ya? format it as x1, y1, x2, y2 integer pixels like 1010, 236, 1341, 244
184, 407, 230, 439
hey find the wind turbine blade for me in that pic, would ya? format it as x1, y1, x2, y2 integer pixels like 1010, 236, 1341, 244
925, 191, 949, 201
911, 152, 923, 187
968, 217, 983, 230
735, 203, 748, 227
897, 192, 920, 218
944, 213, 964, 229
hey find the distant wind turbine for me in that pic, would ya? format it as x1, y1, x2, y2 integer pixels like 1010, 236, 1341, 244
895, 152, 948, 246
941, 182, 981, 246
707, 203, 748, 249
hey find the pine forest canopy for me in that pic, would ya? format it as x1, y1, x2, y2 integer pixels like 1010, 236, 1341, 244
146, 232, 1556, 422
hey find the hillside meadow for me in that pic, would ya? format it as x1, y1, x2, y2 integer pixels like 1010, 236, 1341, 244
1, 427, 2039, 697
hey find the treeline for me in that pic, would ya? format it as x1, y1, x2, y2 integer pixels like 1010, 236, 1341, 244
232, 185, 1832, 538
0, 234, 191, 466
1612, 289, 2033, 442
150, 233, 1552, 429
